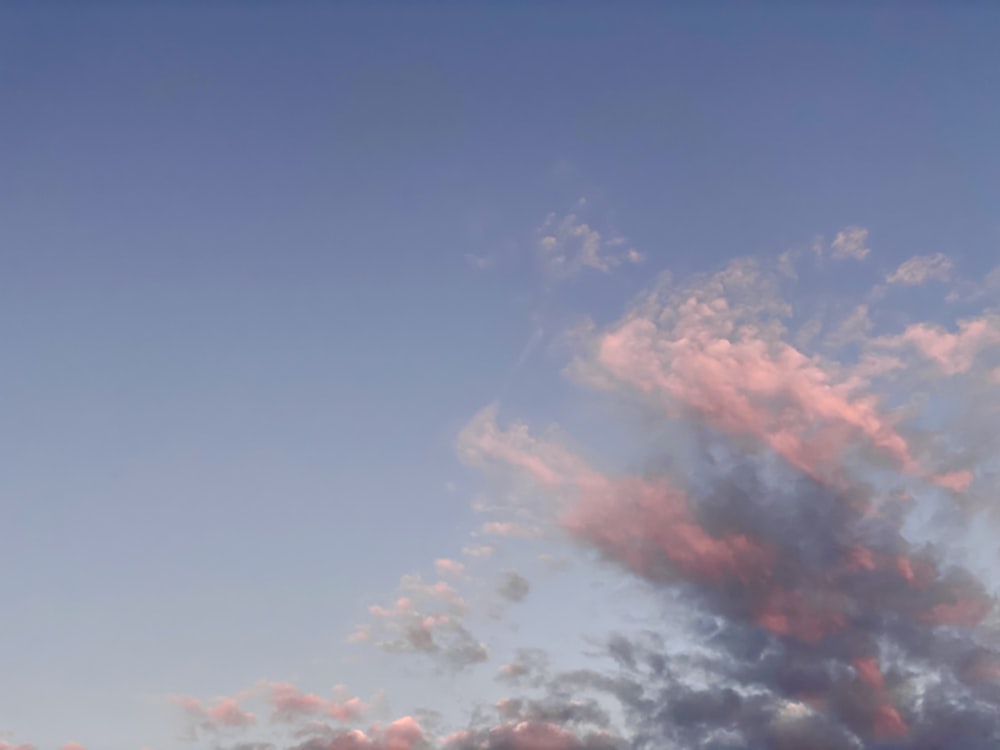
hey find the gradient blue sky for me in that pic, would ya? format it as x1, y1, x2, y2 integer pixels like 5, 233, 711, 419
3, 4, 1000, 750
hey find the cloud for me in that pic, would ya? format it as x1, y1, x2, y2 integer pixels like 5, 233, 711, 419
824, 303, 873, 349
497, 572, 531, 602
172, 695, 256, 739
445, 240, 1000, 747
536, 202, 643, 277
874, 315, 1000, 375
568, 260, 924, 487
887, 253, 953, 285
461, 545, 496, 559
829, 225, 871, 260
444, 721, 622, 750
153, 225, 1000, 750
464, 253, 495, 270
480, 521, 542, 539
291, 716, 428, 750
351, 573, 489, 670
267, 682, 367, 724
434, 559, 465, 577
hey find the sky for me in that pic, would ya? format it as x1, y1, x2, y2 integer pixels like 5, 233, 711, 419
2, 3, 1000, 750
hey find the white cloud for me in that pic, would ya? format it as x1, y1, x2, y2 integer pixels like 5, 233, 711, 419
887, 253, 952, 286
830, 225, 871, 260
536, 201, 643, 277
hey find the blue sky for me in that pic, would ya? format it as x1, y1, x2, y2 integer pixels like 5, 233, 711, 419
3, 4, 1000, 750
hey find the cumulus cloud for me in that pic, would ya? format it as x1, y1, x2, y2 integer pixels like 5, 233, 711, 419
887, 252, 953, 285
80, 224, 1000, 750
567, 260, 928, 487
444, 241, 1000, 748
350, 572, 490, 670
536, 201, 643, 277
291, 716, 428, 750
172, 695, 256, 740
874, 315, 1000, 376
434, 559, 465, 578
267, 682, 367, 724
830, 225, 871, 260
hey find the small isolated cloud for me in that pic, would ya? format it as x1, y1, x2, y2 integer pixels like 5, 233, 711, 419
60, 744, 86, 750
462, 544, 495, 559
434, 558, 465, 577
480, 521, 542, 539
464, 253, 495, 270
536, 201, 643, 277
887, 252, 953, 286
497, 571, 531, 602
172, 695, 256, 739
266, 682, 367, 724
830, 225, 870, 260
352, 572, 489, 670
0, 742, 36, 750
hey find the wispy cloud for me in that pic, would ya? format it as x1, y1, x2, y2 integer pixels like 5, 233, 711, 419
829, 225, 871, 260
464, 252, 495, 270
536, 199, 643, 277
887, 252, 953, 285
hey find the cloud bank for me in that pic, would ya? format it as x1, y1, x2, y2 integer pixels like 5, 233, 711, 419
16, 227, 1000, 750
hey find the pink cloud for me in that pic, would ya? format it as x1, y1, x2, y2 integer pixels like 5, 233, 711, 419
459, 405, 591, 488
268, 681, 329, 722
60, 744, 86, 750
206, 697, 256, 727
328, 697, 368, 723
563, 474, 775, 587
594, 313, 919, 485
370, 598, 416, 618
434, 558, 465, 577
851, 657, 909, 739
462, 407, 774, 589
932, 469, 973, 492
382, 716, 426, 750
499, 662, 528, 680
310, 716, 427, 750
481, 521, 541, 539
884, 317, 1000, 375
0, 742, 36, 750
171, 694, 256, 731
753, 587, 848, 644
